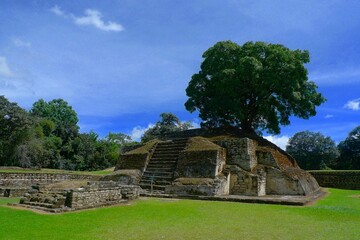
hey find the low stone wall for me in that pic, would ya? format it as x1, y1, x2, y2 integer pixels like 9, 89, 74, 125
19, 181, 141, 212
0, 187, 29, 197
0, 172, 100, 187
309, 171, 360, 190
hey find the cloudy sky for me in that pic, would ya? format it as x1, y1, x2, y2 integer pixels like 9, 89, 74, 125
1, 0, 360, 148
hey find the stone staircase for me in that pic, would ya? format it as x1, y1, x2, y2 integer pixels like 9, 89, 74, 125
140, 138, 188, 193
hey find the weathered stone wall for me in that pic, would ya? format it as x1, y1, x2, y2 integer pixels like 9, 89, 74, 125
20, 181, 141, 211
115, 140, 159, 172
99, 170, 141, 185
165, 176, 228, 196
115, 154, 148, 172
0, 173, 100, 187
0, 187, 29, 197
176, 149, 225, 178
215, 138, 258, 171
256, 151, 279, 168
69, 188, 122, 209
227, 165, 259, 196
309, 171, 360, 190
266, 167, 306, 195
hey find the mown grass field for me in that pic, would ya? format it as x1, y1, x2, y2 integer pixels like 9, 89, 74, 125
0, 188, 359, 240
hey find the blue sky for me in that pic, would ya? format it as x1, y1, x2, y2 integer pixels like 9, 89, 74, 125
1, 0, 359, 148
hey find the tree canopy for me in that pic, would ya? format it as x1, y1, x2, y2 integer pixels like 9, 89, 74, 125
286, 131, 339, 170
30, 99, 79, 141
185, 41, 325, 134
141, 113, 192, 142
338, 126, 360, 169
0, 96, 135, 170
0, 96, 34, 166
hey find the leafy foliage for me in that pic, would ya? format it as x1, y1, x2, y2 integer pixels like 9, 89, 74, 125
286, 131, 339, 170
338, 126, 360, 169
0, 96, 135, 170
185, 41, 325, 134
141, 113, 192, 142
30, 98, 79, 141
0, 96, 34, 166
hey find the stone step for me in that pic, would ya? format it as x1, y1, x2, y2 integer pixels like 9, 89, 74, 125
140, 179, 172, 185
156, 143, 187, 148
24, 201, 54, 208
150, 158, 177, 163
146, 166, 175, 171
153, 149, 183, 154
151, 153, 179, 158
142, 172, 173, 178
147, 159, 177, 164
140, 184, 166, 191
156, 145, 184, 148
146, 162, 175, 166
145, 167, 174, 172
141, 175, 173, 181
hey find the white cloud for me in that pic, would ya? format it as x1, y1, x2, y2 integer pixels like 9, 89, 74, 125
50, 5, 65, 17
13, 38, 31, 48
344, 98, 360, 111
263, 135, 290, 150
0, 56, 14, 77
324, 114, 334, 119
50, 6, 124, 32
311, 68, 360, 86
74, 9, 124, 32
185, 120, 200, 129
129, 123, 155, 141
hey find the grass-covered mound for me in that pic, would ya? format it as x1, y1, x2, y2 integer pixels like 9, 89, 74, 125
0, 188, 359, 240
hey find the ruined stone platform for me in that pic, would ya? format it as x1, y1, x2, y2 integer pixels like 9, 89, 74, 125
140, 188, 327, 206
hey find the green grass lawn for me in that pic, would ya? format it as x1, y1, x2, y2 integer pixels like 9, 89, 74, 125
0, 188, 359, 240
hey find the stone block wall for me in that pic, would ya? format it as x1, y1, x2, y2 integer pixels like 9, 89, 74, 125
69, 183, 141, 209
215, 138, 258, 171
99, 170, 141, 185
165, 176, 228, 196
115, 154, 148, 172
0, 187, 29, 197
227, 166, 259, 196
265, 167, 305, 195
256, 151, 279, 168
309, 171, 360, 190
0, 173, 100, 187
19, 181, 141, 211
176, 149, 225, 178
69, 188, 122, 209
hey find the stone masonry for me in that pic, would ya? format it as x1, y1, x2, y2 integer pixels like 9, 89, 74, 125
116, 127, 321, 197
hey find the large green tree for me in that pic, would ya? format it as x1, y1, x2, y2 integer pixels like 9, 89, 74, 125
0, 96, 34, 166
185, 41, 325, 134
30, 99, 79, 141
141, 113, 192, 142
337, 126, 360, 169
286, 131, 339, 170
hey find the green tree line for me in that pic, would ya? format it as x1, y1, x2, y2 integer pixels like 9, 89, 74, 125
0, 96, 135, 170
286, 128, 360, 170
